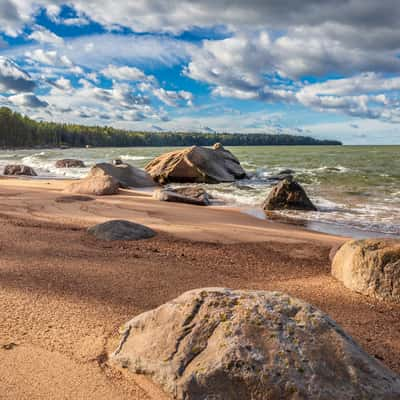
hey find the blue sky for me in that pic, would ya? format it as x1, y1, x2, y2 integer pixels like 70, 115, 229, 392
1, 1, 400, 144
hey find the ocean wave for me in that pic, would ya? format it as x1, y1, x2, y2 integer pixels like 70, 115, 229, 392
120, 155, 152, 161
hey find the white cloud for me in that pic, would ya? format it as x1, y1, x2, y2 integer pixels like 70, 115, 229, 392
25, 49, 73, 67
53, 76, 72, 91
296, 73, 400, 120
101, 65, 150, 81
151, 87, 193, 107
27, 26, 64, 45
8, 92, 48, 108
0, 56, 36, 92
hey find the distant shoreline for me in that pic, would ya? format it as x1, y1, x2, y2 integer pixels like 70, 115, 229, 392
0, 143, 345, 151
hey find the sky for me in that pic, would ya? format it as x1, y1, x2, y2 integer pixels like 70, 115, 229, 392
0, 1, 400, 144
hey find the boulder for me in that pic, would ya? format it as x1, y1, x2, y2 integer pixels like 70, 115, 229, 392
278, 169, 295, 175
153, 187, 210, 206
88, 219, 155, 241
55, 159, 85, 168
3, 164, 37, 176
88, 162, 156, 188
64, 176, 119, 196
112, 288, 400, 400
329, 242, 344, 262
145, 144, 247, 184
332, 239, 400, 302
263, 177, 317, 211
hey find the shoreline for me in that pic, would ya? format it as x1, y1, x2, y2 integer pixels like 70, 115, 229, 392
1, 175, 394, 240
0, 176, 345, 244
0, 145, 398, 239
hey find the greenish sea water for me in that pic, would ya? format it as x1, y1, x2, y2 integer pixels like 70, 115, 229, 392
0, 145, 398, 237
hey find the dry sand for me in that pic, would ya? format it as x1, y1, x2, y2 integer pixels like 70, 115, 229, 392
0, 177, 399, 399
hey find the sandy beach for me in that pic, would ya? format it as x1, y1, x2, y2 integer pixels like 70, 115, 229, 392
0, 177, 399, 399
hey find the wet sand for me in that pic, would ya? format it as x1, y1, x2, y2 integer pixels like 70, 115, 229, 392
0, 177, 399, 399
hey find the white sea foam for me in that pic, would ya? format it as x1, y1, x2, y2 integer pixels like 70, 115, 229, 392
119, 155, 152, 161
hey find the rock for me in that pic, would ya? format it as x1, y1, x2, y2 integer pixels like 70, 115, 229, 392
112, 288, 400, 400
332, 239, 400, 302
55, 159, 85, 168
88, 219, 155, 241
329, 242, 344, 262
278, 169, 295, 175
3, 164, 37, 176
88, 162, 156, 188
268, 174, 294, 182
263, 177, 317, 211
145, 144, 247, 184
64, 176, 119, 196
153, 187, 210, 206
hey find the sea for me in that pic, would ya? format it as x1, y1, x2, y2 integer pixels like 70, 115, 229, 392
0, 145, 398, 238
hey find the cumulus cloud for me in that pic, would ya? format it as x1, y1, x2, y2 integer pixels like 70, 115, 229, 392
295, 73, 400, 120
101, 65, 151, 81
25, 49, 73, 67
27, 26, 64, 45
151, 87, 193, 107
0, 56, 36, 92
8, 92, 48, 108
3, 1, 400, 37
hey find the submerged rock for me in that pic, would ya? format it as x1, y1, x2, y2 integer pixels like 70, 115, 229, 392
88, 219, 155, 241
88, 162, 156, 188
153, 187, 210, 206
112, 288, 400, 400
3, 164, 37, 176
278, 169, 295, 175
263, 177, 317, 211
64, 176, 119, 196
332, 239, 400, 302
55, 159, 85, 168
145, 144, 247, 184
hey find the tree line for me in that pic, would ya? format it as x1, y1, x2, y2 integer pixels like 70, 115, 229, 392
0, 107, 342, 148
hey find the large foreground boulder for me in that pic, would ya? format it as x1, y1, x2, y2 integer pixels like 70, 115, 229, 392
55, 159, 85, 168
145, 144, 247, 184
64, 176, 119, 196
88, 219, 155, 241
153, 187, 210, 206
3, 164, 37, 176
263, 177, 317, 211
112, 288, 400, 400
332, 239, 400, 302
88, 162, 156, 188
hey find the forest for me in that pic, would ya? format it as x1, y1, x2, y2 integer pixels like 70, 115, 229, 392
0, 107, 342, 148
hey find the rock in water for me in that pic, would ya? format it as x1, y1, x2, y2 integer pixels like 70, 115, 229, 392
3, 164, 37, 176
263, 177, 317, 211
153, 187, 210, 206
55, 159, 85, 168
112, 288, 400, 400
88, 219, 155, 241
88, 162, 156, 188
64, 176, 119, 196
145, 144, 247, 184
332, 239, 400, 302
